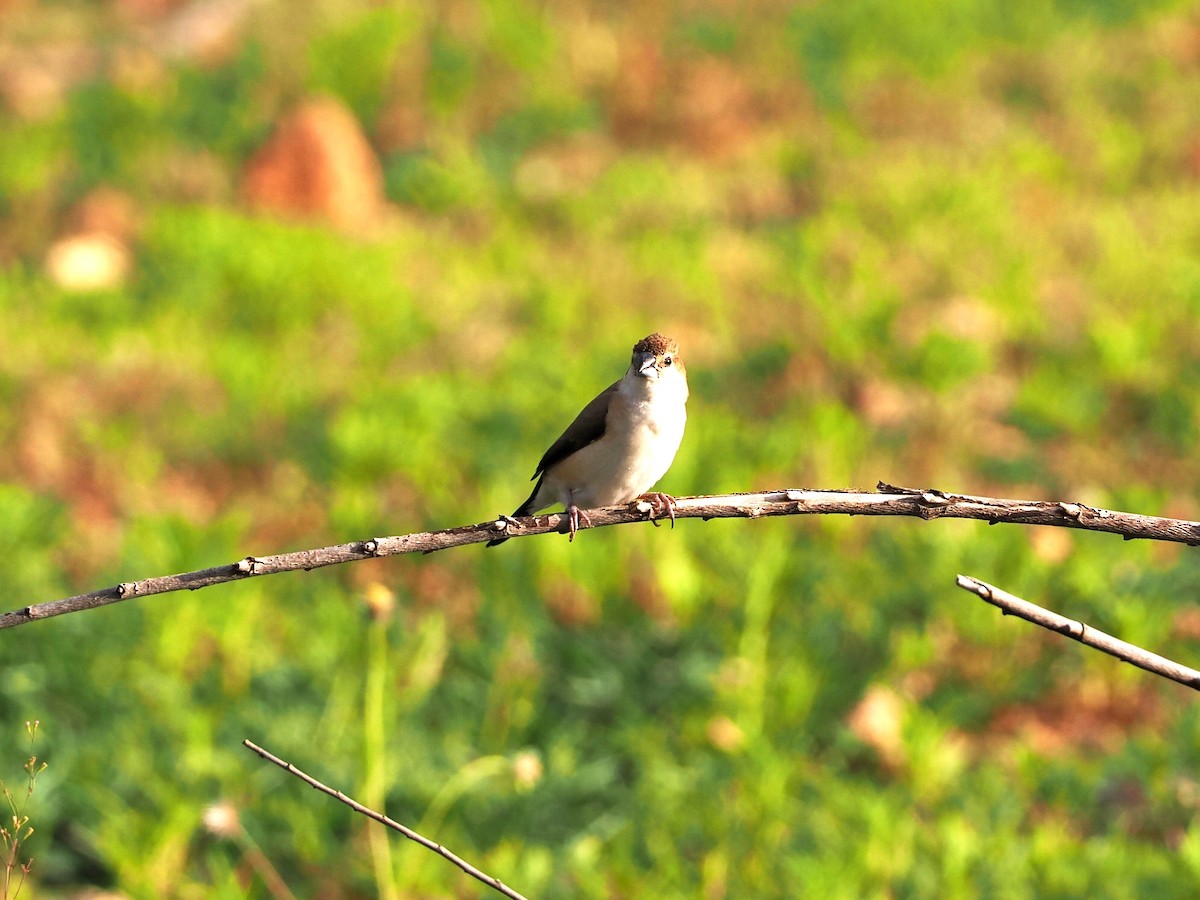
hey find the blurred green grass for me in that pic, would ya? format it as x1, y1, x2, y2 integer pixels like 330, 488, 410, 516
3, 0, 1200, 896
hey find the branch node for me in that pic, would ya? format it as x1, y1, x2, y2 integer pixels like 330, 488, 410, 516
236, 557, 261, 575
915, 491, 951, 518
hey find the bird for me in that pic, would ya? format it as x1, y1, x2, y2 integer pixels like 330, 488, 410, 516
487, 332, 688, 546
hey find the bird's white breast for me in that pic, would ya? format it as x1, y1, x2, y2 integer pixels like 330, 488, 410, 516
541, 371, 687, 510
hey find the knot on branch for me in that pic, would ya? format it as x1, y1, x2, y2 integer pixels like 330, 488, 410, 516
915, 490, 952, 519
235, 557, 262, 575
1061, 502, 1107, 523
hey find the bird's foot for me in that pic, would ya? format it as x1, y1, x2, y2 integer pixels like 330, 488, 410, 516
566, 504, 592, 542
636, 492, 677, 529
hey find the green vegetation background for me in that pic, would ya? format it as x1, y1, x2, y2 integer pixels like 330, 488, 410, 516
3, 0, 1200, 896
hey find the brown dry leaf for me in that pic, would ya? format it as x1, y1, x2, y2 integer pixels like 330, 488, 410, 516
0, 41, 100, 120
608, 39, 667, 143
114, 0, 183, 18
156, 0, 255, 63
854, 377, 917, 428
1154, 11, 1200, 68
402, 560, 481, 637
514, 136, 614, 203
847, 683, 906, 767
629, 565, 675, 627
1185, 136, 1200, 180
984, 677, 1163, 756
542, 578, 600, 628
17, 375, 98, 494
677, 57, 756, 159
68, 187, 139, 241
609, 44, 758, 158
375, 101, 426, 155
1171, 607, 1200, 641
44, 188, 139, 291
855, 77, 965, 143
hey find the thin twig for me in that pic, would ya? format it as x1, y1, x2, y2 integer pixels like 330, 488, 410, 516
956, 575, 1200, 691
241, 740, 529, 900
5, 485, 1200, 629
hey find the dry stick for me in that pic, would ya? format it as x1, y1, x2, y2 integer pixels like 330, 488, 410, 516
956, 575, 1200, 691
6, 484, 1200, 630
242, 740, 530, 900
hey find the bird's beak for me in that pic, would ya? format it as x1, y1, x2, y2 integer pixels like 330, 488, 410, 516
636, 352, 658, 378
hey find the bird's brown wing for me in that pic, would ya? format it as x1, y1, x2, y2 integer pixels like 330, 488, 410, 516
532, 380, 619, 479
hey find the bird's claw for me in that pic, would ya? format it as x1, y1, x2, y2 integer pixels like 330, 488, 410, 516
567, 504, 592, 542
637, 492, 677, 529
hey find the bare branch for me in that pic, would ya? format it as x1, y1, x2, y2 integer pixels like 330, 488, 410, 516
956, 575, 1200, 691
241, 740, 529, 900
5, 485, 1200, 629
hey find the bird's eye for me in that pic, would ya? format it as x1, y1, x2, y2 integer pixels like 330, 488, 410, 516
663, 356, 673, 366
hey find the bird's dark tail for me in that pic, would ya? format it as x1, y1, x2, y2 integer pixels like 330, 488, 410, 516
485, 476, 544, 547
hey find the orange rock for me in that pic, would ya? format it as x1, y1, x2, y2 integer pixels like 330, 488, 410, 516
241, 97, 385, 230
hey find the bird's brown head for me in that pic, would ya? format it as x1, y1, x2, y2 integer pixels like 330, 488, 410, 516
631, 333, 686, 383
